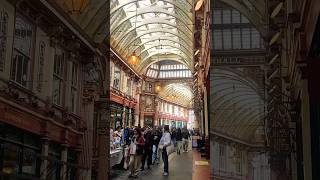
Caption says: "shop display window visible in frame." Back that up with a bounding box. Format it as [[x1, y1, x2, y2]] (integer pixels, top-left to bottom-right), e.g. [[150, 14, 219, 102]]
[[1, 143, 20, 174], [0, 124, 41, 177]]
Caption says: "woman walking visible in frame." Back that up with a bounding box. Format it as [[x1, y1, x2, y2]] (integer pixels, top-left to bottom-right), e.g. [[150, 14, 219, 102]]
[[159, 125, 171, 176], [176, 128, 183, 155], [128, 128, 145, 178]]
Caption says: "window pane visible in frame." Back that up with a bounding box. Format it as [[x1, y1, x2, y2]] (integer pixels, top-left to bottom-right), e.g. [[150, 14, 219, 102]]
[[251, 28, 260, 48], [241, 14, 249, 23], [213, 30, 222, 49], [2, 143, 20, 174], [22, 149, 38, 175], [14, 16, 33, 57], [223, 29, 232, 49], [242, 28, 251, 49], [213, 10, 221, 24], [232, 10, 240, 23], [232, 29, 241, 49], [222, 10, 231, 24]]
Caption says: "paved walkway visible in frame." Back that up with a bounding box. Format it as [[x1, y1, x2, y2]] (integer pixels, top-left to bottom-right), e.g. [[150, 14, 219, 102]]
[[192, 150, 210, 180], [111, 150, 193, 180]]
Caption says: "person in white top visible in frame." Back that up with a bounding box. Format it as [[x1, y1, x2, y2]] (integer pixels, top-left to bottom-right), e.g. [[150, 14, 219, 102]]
[[159, 125, 171, 176]]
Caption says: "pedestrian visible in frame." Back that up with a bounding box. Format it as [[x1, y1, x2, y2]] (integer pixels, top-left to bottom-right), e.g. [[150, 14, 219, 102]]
[[159, 125, 171, 176], [141, 127, 153, 170], [128, 128, 145, 178], [182, 127, 190, 152], [171, 128, 177, 147], [176, 128, 183, 155], [152, 127, 161, 164]]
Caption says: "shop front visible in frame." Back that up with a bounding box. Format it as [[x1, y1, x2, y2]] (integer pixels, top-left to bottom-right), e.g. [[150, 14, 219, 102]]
[[110, 103, 124, 130], [144, 116, 153, 127]]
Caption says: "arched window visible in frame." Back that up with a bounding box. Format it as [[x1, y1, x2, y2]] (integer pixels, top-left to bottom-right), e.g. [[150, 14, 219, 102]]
[[37, 42, 45, 92], [0, 11, 8, 72]]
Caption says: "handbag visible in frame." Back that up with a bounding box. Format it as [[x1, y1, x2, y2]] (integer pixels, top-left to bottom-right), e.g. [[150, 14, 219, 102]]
[[129, 142, 136, 155], [166, 143, 175, 155]]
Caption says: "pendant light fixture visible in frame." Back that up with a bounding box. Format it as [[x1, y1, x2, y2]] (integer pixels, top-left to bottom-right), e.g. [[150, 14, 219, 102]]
[[128, 1, 140, 66]]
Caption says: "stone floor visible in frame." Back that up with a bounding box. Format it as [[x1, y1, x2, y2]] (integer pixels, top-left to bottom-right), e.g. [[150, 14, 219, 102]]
[[110, 150, 193, 180]]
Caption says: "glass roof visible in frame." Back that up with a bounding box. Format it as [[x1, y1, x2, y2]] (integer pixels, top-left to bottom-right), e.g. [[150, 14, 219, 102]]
[[159, 83, 193, 107], [145, 61, 192, 78], [110, 0, 194, 73], [210, 67, 265, 142]]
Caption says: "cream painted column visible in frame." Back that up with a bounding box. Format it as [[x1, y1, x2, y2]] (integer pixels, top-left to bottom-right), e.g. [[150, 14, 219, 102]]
[[40, 138, 49, 179], [301, 79, 312, 180], [60, 145, 68, 180]]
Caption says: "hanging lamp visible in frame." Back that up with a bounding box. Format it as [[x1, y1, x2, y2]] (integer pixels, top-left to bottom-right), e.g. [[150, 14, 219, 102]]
[[128, 1, 140, 66], [128, 52, 140, 66]]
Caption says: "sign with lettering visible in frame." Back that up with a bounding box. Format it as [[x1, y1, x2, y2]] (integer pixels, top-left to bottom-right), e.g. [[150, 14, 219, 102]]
[[212, 57, 265, 66]]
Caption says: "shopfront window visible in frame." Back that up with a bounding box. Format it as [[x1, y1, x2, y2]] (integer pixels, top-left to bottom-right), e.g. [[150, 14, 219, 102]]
[[0, 124, 41, 177], [47, 143, 61, 180], [11, 15, 33, 87], [22, 148, 38, 175], [67, 149, 77, 180], [2, 143, 19, 174]]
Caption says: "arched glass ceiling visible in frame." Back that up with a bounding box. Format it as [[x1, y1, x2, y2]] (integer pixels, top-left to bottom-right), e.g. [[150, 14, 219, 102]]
[[159, 83, 193, 107], [216, 0, 267, 36], [145, 61, 192, 79], [110, 0, 194, 72], [210, 67, 265, 142]]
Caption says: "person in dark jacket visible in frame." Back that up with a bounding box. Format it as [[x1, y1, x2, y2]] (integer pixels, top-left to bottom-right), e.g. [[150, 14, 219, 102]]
[[152, 127, 162, 164], [182, 127, 190, 152], [176, 128, 183, 154], [141, 127, 153, 170], [171, 128, 177, 147]]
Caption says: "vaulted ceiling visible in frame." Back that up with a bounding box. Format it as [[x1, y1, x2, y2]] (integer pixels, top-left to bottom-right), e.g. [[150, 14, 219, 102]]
[[109, 0, 194, 73]]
